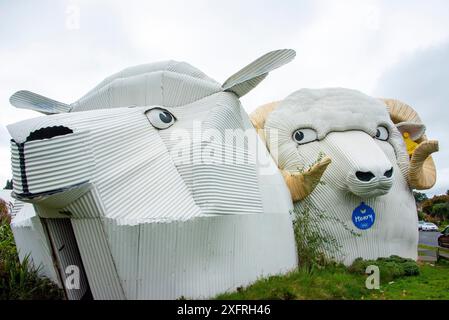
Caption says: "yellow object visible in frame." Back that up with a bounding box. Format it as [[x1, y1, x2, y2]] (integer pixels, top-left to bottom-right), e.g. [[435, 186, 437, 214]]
[[403, 132, 419, 156], [382, 98, 438, 189]]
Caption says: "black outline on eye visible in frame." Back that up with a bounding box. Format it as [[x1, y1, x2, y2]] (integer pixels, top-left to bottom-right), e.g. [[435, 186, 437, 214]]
[[146, 108, 176, 130], [374, 126, 389, 141], [292, 128, 318, 145]]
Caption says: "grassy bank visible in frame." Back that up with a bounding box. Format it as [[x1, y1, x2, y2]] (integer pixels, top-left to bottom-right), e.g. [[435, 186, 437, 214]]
[[216, 260, 449, 300]]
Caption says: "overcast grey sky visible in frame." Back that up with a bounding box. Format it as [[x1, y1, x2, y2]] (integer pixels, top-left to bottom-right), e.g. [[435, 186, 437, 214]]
[[1, 0, 448, 196]]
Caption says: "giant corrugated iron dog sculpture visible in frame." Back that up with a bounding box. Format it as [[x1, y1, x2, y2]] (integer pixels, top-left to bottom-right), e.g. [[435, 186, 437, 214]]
[[7, 50, 298, 299]]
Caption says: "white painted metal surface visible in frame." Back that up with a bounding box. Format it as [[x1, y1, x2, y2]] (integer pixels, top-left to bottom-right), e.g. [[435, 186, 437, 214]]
[[7, 50, 298, 299], [262, 88, 426, 264]]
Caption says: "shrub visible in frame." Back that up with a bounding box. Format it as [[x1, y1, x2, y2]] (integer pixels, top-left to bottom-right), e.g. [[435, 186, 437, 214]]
[[265, 287, 295, 300], [292, 203, 335, 269], [424, 214, 442, 225], [291, 153, 360, 269], [348, 256, 419, 283], [413, 191, 428, 203], [417, 211, 425, 221], [292, 200, 360, 269], [422, 195, 449, 215], [0, 214, 63, 300], [0, 200, 10, 225], [431, 203, 449, 220], [402, 261, 420, 276]]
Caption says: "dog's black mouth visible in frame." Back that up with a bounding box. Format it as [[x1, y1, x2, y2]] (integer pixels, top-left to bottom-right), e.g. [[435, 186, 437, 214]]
[[11, 126, 74, 195], [12, 181, 90, 201]]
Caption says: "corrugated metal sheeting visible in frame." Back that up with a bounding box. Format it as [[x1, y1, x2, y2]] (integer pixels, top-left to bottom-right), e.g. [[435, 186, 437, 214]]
[[263, 88, 419, 265], [45, 219, 90, 300], [104, 214, 296, 299], [7, 50, 298, 299], [9, 199, 60, 285]]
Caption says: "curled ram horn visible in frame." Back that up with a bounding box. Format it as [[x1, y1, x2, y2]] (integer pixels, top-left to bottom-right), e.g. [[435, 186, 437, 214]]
[[409, 140, 439, 190], [281, 157, 332, 202], [382, 98, 439, 190], [250, 101, 280, 143], [250, 102, 331, 201]]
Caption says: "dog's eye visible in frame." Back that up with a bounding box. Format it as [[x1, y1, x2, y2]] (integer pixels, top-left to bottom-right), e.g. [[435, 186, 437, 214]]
[[293, 129, 318, 145], [146, 108, 176, 129]]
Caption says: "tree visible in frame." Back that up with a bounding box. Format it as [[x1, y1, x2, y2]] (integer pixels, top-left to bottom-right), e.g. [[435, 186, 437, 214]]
[[4, 179, 13, 190], [431, 203, 449, 220], [413, 191, 428, 203], [0, 199, 10, 223]]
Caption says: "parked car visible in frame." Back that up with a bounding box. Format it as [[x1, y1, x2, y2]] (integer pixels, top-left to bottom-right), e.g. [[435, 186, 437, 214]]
[[422, 222, 439, 232], [438, 227, 449, 248], [418, 220, 425, 231], [437, 227, 449, 261]]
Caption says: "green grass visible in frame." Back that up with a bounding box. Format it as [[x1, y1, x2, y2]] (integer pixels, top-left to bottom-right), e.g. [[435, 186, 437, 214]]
[[419, 244, 438, 251], [369, 261, 449, 300], [419, 244, 449, 253], [216, 260, 449, 300], [0, 213, 63, 300], [216, 264, 369, 300]]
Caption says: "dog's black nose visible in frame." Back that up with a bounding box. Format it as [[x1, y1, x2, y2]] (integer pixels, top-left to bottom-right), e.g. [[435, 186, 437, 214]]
[[26, 126, 73, 142]]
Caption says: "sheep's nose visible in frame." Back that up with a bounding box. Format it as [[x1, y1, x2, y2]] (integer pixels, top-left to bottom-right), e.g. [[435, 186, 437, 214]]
[[355, 168, 393, 182], [355, 171, 375, 182], [384, 168, 394, 178]]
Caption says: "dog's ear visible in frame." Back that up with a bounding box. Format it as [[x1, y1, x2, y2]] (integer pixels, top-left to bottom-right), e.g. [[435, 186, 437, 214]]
[[10, 90, 71, 114], [222, 49, 296, 98]]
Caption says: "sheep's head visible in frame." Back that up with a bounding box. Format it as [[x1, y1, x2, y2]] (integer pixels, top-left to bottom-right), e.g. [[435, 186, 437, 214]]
[[251, 88, 438, 202]]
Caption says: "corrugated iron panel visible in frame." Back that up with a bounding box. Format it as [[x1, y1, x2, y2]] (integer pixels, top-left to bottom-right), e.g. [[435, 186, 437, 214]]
[[103, 220, 139, 299], [10, 143, 23, 194], [10, 207, 60, 285], [222, 49, 296, 97], [66, 187, 104, 219], [10, 90, 71, 114], [11, 131, 94, 195], [72, 62, 221, 112], [71, 218, 125, 300], [45, 219, 89, 300], [129, 214, 297, 299]]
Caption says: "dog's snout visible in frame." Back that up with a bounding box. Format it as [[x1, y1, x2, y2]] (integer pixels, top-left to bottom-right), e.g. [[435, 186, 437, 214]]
[[26, 126, 73, 142], [355, 171, 375, 182]]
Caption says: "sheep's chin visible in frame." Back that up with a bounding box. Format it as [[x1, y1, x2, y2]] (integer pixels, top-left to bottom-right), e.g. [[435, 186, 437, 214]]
[[346, 180, 393, 199], [345, 173, 394, 199], [348, 188, 390, 199]]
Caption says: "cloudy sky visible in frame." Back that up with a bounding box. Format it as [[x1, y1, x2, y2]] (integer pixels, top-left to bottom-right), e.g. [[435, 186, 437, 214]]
[[1, 0, 448, 196]]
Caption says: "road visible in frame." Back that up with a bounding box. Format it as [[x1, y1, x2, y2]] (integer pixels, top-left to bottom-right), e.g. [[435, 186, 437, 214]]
[[419, 230, 441, 247]]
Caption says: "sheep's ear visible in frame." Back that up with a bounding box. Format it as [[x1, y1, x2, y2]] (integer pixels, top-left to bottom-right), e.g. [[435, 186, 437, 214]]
[[222, 49, 296, 98], [10, 90, 71, 114], [396, 121, 426, 140]]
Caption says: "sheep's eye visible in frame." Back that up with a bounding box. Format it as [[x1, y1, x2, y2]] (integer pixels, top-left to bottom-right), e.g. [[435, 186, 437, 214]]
[[293, 129, 318, 145], [375, 126, 389, 141], [146, 108, 176, 129]]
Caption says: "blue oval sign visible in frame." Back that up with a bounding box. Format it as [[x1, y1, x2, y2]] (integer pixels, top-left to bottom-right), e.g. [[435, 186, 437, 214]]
[[352, 202, 376, 230]]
